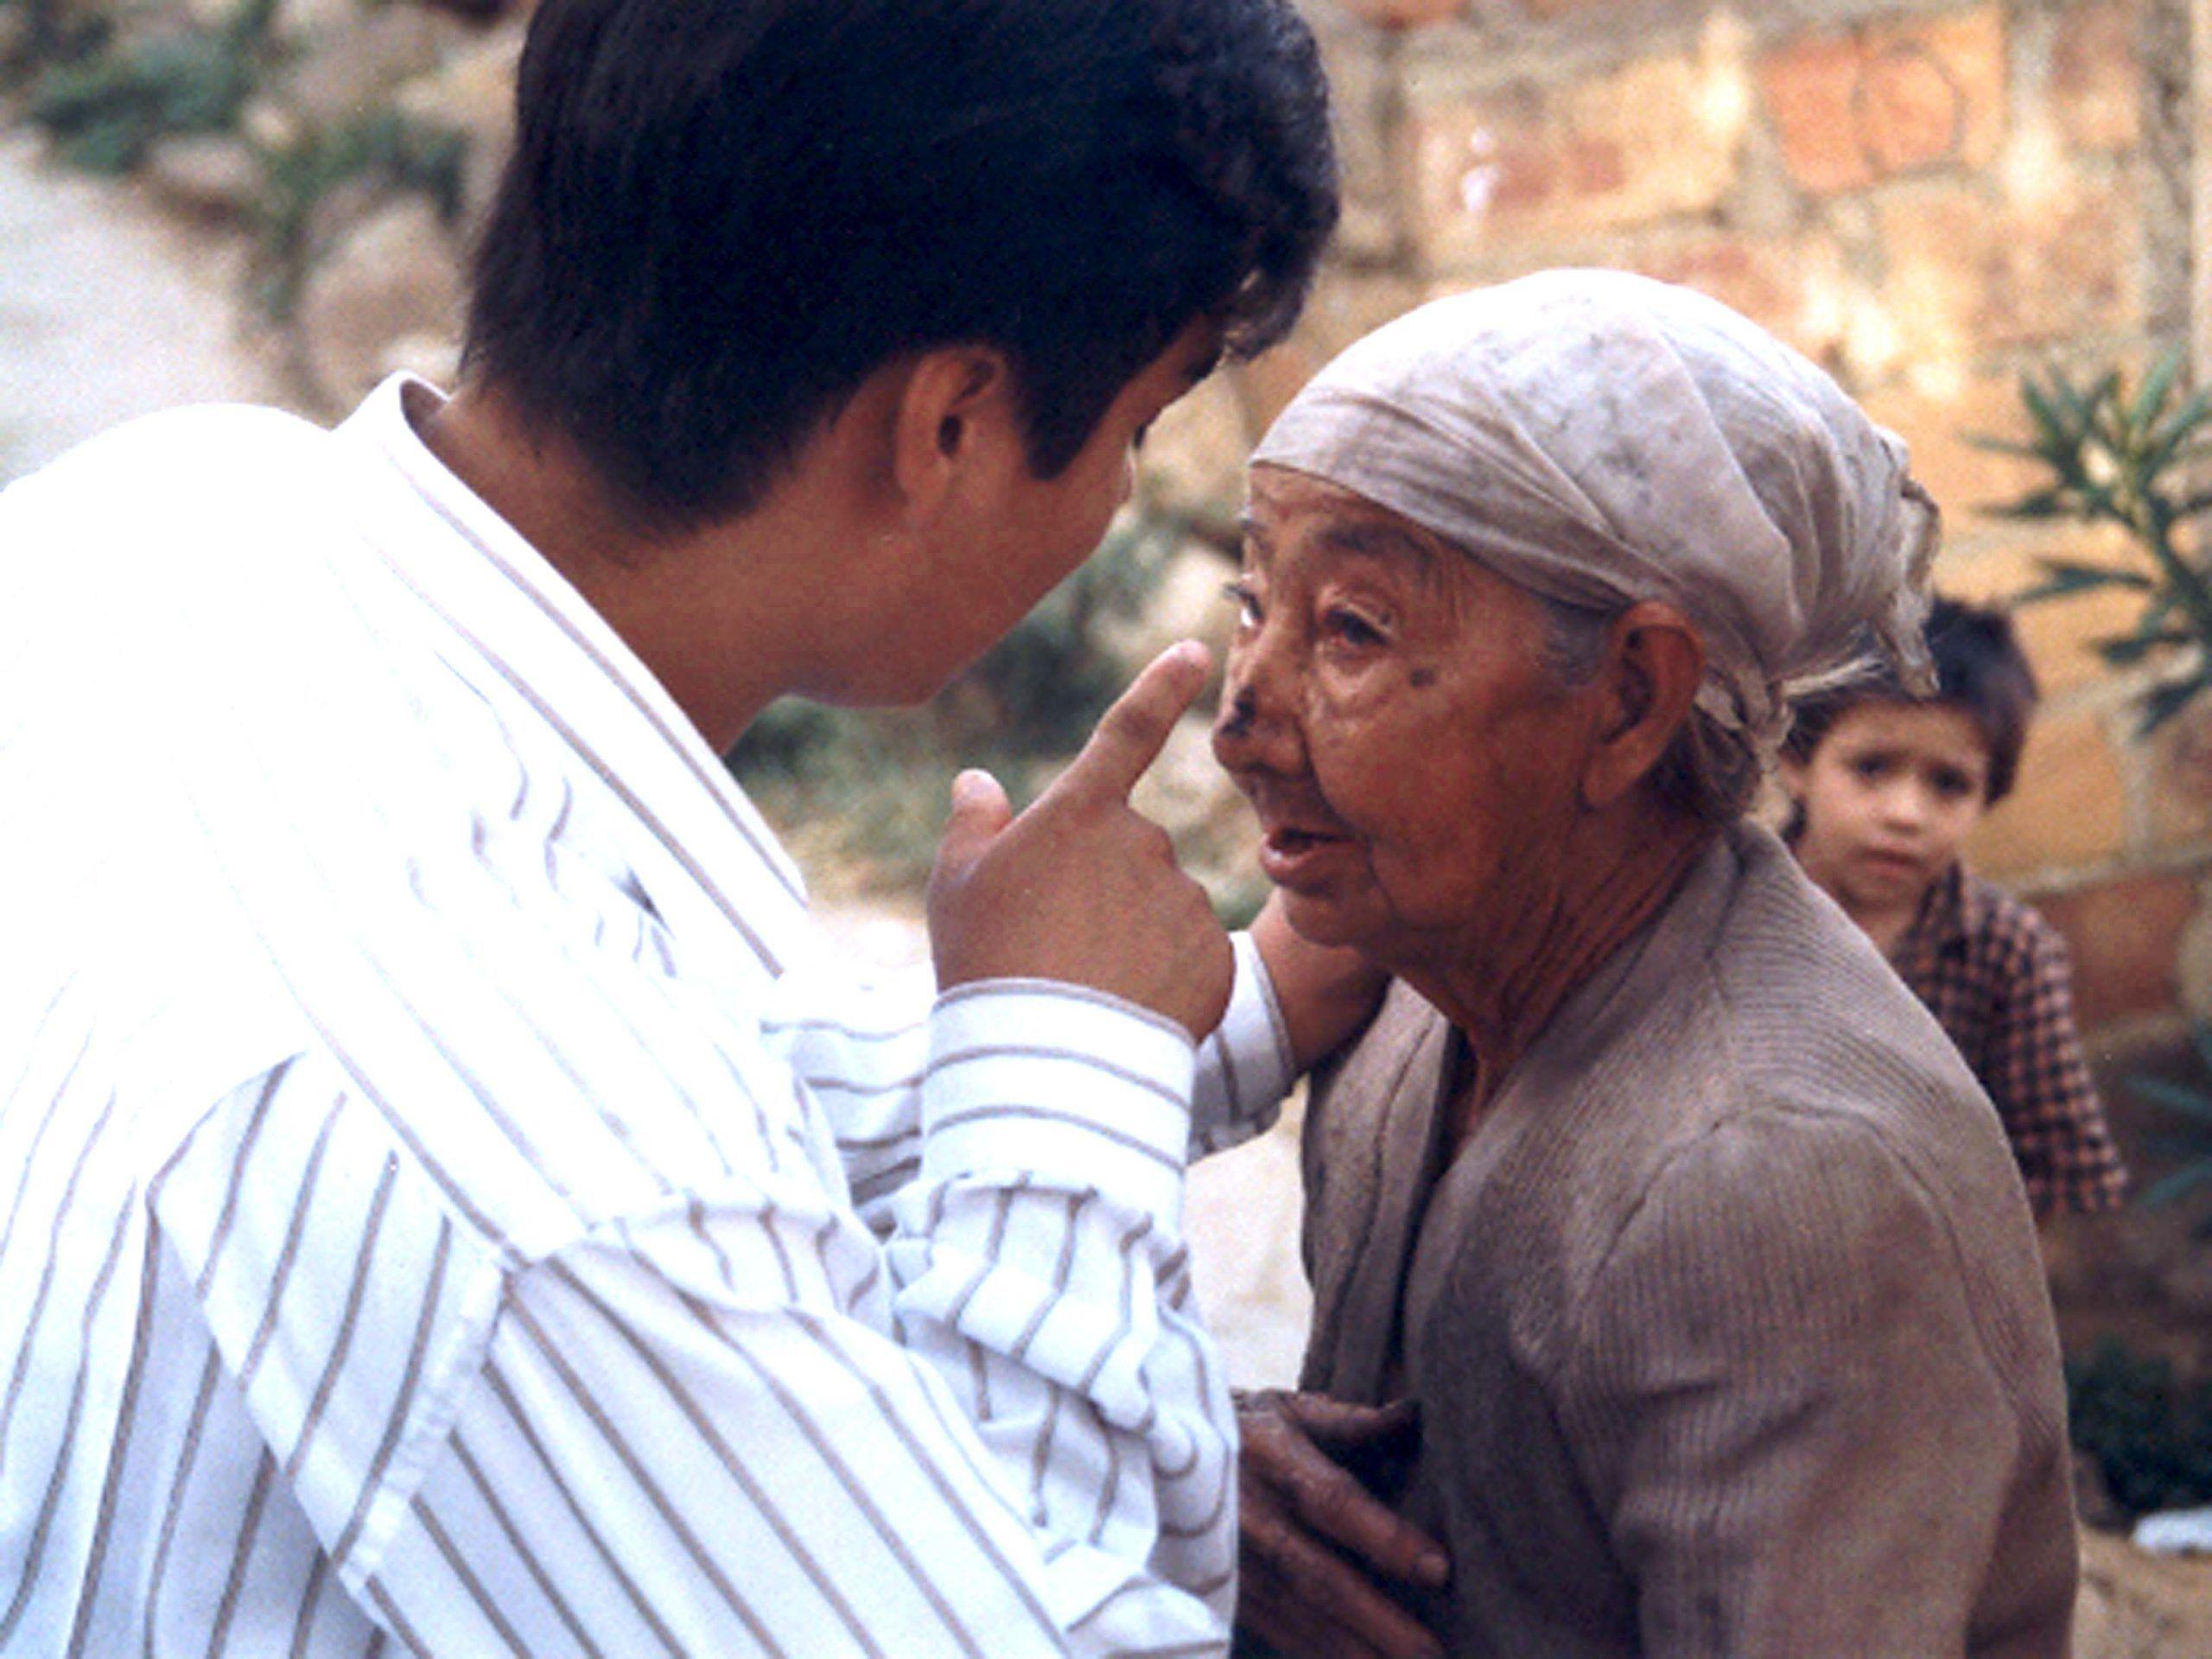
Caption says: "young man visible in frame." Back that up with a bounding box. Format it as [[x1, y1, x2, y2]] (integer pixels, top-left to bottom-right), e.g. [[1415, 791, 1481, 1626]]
[[0, 2, 1340, 1651], [1782, 596, 2128, 1217]]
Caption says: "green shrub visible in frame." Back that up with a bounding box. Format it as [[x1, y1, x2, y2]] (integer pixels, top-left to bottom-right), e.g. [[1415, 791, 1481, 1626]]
[[25, 0, 274, 171], [2068, 1338, 2212, 1516], [1984, 350, 2212, 735]]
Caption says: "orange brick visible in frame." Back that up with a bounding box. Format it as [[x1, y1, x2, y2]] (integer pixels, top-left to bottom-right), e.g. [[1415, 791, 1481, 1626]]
[[1879, 180, 2139, 350], [1336, 0, 1463, 27], [1859, 373, 2082, 536], [1759, 7, 2007, 195], [1630, 232, 1852, 365], [1409, 51, 1746, 264], [2052, 0, 2141, 154], [2033, 869, 2198, 1028], [1229, 270, 1424, 433], [1967, 705, 2129, 876], [2145, 696, 2212, 851]]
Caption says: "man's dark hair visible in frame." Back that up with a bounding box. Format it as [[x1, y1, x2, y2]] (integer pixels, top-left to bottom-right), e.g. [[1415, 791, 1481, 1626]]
[[463, 0, 1338, 529], [1785, 595, 2040, 804]]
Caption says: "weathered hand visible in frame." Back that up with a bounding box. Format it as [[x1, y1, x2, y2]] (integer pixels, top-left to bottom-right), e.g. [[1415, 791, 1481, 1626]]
[[929, 641, 1234, 1040], [1236, 1390, 1448, 1659], [1252, 894, 1389, 1073]]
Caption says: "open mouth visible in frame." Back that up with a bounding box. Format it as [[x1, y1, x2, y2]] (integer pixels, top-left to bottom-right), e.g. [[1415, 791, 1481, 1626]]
[[1267, 827, 1344, 855], [1259, 823, 1356, 887]]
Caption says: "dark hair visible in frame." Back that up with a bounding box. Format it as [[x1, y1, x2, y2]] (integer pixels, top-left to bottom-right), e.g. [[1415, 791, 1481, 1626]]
[[1784, 595, 2039, 804], [462, 0, 1338, 530]]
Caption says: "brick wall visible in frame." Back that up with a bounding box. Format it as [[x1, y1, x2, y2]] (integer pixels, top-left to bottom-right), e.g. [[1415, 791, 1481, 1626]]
[[1188, 0, 2212, 1033]]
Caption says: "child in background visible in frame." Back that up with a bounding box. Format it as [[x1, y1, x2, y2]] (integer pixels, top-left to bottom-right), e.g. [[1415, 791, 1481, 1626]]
[[1782, 595, 2128, 1217]]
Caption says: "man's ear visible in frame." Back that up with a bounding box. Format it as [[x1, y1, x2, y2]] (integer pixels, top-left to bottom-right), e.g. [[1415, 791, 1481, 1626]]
[[1581, 602, 1706, 810], [887, 346, 1015, 527]]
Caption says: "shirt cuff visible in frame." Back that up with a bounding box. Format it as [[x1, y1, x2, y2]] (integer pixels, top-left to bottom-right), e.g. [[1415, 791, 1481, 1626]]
[[921, 979, 1198, 1223], [1191, 931, 1297, 1154]]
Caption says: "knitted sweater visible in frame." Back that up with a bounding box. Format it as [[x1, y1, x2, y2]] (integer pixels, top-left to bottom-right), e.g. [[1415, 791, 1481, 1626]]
[[1299, 823, 2076, 1657]]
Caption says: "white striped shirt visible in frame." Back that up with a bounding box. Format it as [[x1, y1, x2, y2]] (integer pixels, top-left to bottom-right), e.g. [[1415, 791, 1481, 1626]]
[[0, 377, 1293, 1656]]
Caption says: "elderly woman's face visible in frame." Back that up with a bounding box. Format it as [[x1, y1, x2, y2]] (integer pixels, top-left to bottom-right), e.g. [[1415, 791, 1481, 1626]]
[[1213, 466, 1600, 969]]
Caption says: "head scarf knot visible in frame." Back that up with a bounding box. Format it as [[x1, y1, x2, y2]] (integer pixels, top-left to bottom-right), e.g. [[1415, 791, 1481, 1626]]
[[1250, 270, 1937, 752]]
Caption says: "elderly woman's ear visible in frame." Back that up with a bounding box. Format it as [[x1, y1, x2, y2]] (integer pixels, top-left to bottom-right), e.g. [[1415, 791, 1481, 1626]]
[[1580, 601, 1706, 810]]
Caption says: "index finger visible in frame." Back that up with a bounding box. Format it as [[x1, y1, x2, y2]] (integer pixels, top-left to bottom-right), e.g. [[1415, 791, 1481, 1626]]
[[1051, 640, 1211, 806]]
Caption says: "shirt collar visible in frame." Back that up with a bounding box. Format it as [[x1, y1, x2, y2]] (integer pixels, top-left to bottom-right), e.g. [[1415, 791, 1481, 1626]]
[[1897, 859, 1970, 967], [332, 374, 816, 975]]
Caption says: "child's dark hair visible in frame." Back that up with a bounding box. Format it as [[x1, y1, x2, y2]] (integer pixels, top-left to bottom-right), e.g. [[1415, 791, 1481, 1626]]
[[463, 0, 1338, 533], [1784, 596, 2039, 804]]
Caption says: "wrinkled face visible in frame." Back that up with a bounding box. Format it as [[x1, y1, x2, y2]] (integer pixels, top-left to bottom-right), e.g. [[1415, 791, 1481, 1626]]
[[1211, 465, 1600, 974], [1783, 699, 1992, 918]]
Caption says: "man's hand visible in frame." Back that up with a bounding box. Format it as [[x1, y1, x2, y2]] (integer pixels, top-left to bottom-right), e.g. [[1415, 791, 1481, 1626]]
[[929, 641, 1234, 1040], [1237, 1390, 1449, 1659]]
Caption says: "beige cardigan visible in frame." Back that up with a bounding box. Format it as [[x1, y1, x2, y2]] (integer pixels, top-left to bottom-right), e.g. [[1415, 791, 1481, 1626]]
[[1298, 824, 2077, 1657]]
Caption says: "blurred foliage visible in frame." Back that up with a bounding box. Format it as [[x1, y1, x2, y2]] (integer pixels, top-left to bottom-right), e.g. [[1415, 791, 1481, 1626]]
[[22, 0, 276, 172], [1980, 350, 2212, 736], [10, 0, 468, 319], [2069, 1338, 2212, 1517], [2125, 1022, 2212, 1240], [731, 506, 1205, 887], [250, 108, 467, 317]]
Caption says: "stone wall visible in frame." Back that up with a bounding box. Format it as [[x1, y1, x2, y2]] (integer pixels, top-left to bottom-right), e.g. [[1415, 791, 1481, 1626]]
[[1185, 0, 2211, 1037]]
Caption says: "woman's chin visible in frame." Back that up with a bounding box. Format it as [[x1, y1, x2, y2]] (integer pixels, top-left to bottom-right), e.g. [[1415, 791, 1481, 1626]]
[[1276, 889, 1384, 955]]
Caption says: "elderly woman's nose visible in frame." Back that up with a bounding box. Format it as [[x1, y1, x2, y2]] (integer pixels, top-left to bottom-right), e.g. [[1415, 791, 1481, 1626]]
[[1212, 652, 1298, 770]]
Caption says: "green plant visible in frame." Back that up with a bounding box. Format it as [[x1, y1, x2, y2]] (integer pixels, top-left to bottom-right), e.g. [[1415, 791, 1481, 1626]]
[[249, 108, 467, 317], [2068, 1338, 2212, 1517], [25, 0, 276, 172], [1982, 349, 2212, 734], [2124, 1023, 2212, 1239]]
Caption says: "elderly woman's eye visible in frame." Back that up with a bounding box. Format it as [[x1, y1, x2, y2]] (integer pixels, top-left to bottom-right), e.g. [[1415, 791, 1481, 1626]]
[[1324, 608, 1387, 647], [1223, 580, 1262, 627]]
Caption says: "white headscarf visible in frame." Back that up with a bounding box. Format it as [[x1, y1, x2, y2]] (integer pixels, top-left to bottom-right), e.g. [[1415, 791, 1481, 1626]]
[[1249, 270, 1937, 751]]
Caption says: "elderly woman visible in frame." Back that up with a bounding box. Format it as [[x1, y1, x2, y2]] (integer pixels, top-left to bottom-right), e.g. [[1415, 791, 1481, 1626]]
[[1215, 272, 2076, 1658]]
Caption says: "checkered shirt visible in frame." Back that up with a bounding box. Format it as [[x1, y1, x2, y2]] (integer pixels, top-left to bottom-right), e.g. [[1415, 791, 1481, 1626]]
[[1892, 862, 2129, 1215]]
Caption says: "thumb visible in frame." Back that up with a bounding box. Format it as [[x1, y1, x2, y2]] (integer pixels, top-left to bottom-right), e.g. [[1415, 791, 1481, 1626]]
[[935, 767, 1014, 874]]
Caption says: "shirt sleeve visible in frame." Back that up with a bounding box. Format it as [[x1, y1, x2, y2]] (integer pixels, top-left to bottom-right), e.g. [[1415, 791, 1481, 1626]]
[[1555, 1111, 2075, 1657], [358, 976, 1237, 1658], [1980, 912, 2129, 1214], [769, 931, 1298, 1243], [1192, 931, 1296, 1157]]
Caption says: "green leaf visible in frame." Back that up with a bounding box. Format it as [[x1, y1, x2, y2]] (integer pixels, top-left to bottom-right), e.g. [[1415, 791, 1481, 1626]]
[[2019, 375, 2075, 452], [1989, 490, 2077, 523], [2151, 383, 2212, 454], [2139, 1162, 2212, 1210], [2096, 628, 2195, 664], [2143, 390, 2212, 488], [2130, 348, 2187, 432], [2127, 1074, 2212, 1123], [1961, 433, 2050, 460], [2019, 558, 2154, 600], [2136, 672, 2212, 736]]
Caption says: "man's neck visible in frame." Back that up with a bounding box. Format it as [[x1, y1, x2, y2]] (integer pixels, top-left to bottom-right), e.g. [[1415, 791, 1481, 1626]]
[[413, 380, 836, 754]]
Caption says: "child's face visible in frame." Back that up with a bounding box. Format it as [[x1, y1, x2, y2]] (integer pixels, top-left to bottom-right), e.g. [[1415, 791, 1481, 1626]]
[[1783, 699, 1993, 919]]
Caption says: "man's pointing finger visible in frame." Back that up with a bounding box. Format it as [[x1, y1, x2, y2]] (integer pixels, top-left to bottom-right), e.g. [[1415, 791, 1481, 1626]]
[[1054, 640, 1211, 807]]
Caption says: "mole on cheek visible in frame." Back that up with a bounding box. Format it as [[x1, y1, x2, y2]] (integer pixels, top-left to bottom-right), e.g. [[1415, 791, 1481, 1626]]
[[1408, 666, 1439, 690]]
